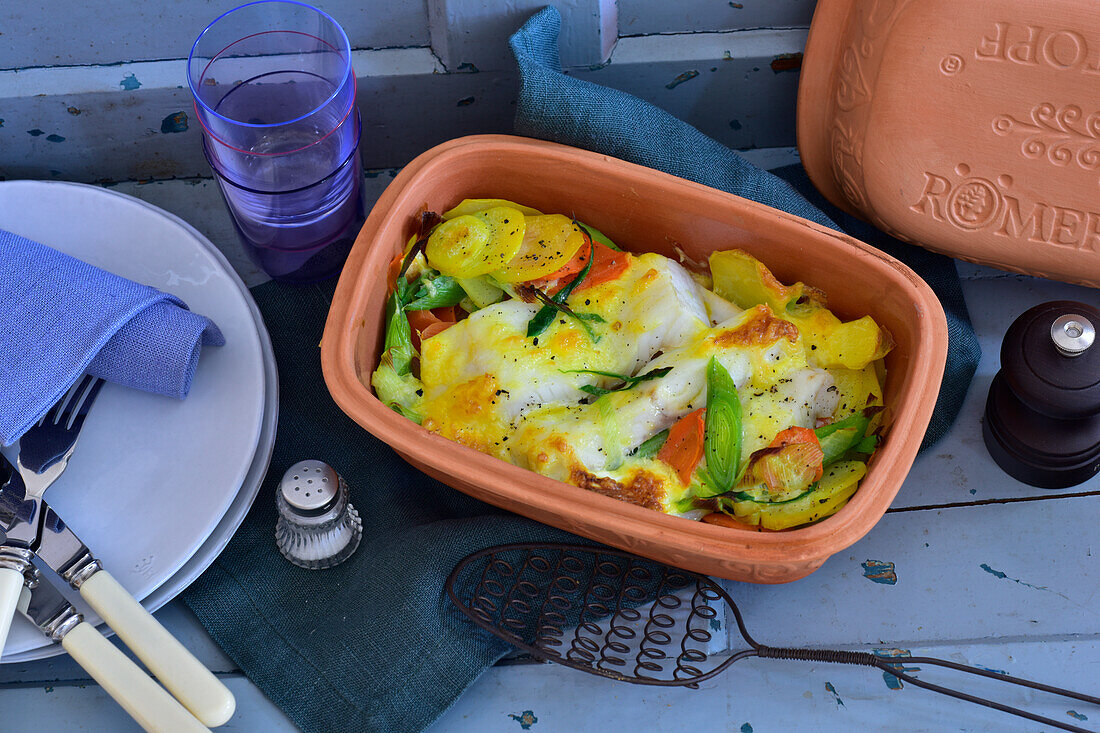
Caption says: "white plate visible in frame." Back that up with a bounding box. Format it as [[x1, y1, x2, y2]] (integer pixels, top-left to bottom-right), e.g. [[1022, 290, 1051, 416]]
[[0, 181, 272, 660]]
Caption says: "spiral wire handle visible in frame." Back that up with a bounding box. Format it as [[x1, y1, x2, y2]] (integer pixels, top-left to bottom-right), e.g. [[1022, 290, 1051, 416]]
[[446, 543, 1100, 733]]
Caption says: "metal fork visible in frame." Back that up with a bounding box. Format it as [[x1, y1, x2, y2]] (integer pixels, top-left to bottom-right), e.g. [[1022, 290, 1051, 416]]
[[16, 374, 104, 490], [1, 375, 236, 726], [0, 375, 103, 650]]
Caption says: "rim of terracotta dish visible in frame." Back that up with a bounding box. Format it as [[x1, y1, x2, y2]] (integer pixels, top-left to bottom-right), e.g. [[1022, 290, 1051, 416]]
[[796, 0, 863, 219], [322, 134, 948, 565]]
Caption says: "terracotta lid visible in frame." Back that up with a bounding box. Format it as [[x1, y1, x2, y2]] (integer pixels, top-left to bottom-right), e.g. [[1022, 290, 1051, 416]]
[[798, 0, 1100, 287]]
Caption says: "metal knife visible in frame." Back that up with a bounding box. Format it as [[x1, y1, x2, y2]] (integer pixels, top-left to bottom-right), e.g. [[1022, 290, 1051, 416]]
[[34, 501, 235, 728], [16, 572, 208, 733], [0, 454, 39, 651]]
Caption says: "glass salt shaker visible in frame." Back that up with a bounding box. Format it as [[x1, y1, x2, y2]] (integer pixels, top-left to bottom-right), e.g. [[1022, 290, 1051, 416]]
[[275, 460, 362, 569]]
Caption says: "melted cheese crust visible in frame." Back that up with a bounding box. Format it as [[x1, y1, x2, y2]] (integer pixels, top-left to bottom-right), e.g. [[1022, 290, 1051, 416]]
[[415, 252, 840, 515]]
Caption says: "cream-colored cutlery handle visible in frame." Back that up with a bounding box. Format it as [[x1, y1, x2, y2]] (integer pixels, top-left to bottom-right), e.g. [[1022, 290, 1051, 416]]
[[61, 621, 209, 733], [79, 569, 235, 727], [0, 567, 25, 654]]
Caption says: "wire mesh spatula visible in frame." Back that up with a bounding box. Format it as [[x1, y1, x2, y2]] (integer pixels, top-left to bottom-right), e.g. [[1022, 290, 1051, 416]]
[[446, 543, 1099, 733]]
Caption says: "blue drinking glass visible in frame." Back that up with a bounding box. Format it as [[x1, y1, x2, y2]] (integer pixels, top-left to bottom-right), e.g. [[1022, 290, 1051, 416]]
[[188, 0, 363, 283]]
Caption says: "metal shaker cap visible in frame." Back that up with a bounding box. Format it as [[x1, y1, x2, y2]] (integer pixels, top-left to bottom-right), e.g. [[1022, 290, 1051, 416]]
[[279, 460, 339, 513], [275, 460, 362, 570]]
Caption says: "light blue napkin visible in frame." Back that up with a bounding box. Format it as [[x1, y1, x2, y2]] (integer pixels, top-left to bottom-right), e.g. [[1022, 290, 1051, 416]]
[[0, 229, 225, 445]]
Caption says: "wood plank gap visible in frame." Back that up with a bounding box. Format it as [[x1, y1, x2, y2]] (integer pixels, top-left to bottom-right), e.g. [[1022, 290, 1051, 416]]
[[619, 25, 809, 38], [0, 670, 248, 690], [888, 489, 1100, 514]]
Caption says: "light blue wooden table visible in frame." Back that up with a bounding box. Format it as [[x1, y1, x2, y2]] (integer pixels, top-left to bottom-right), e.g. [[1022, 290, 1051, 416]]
[[1, 2, 1098, 728], [1, 161, 1097, 732]]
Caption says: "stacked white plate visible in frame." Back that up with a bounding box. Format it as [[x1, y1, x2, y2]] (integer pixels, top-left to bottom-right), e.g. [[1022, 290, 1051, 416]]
[[0, 181, 277, 661]]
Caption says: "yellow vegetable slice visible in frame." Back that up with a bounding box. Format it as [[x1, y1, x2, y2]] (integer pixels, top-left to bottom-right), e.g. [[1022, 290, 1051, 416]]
[[442, 198, 542, 220], [709, 248, 894, 370], [729, 460, 866, 530], [495, 214, 587, 283], [425, 206, 526, 278], [710, 249, 804, 311], [828, 363, 884, 420], [456, 275, 504, 309]]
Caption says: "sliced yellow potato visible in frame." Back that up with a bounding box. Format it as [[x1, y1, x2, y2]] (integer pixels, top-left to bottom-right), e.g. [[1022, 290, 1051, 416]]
[[828, 363, 884, 420], [425, 206, 526, 278], [794, 310, 894, 370], [729, 460, 866, 530], [443, 198, 542, 220], [709, 248, 894, 370], [710, 249, 803, 311], [495, 214, 587, 283]]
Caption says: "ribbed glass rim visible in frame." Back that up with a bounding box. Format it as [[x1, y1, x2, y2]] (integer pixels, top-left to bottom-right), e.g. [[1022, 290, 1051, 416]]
[[202, 109, 362, 195], [186, 0, 353, 130]]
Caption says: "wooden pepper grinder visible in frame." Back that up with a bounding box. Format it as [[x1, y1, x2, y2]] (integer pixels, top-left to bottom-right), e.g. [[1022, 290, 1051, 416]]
[[983, 300, 1100, 488]]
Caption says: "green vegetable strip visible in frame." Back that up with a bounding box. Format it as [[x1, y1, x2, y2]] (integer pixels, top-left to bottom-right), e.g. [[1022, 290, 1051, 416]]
[[597, 397, 625, 470], [814, 412, 877, 465], [631, 429, 669, 459], [565, 366, 673, 397], [855, 435, 879, 454], [392, 403, 424, 424], [732, 488, 814, 505], [530, 289, 603, 343], [814, 412, 870, 440], [405, 274, 466, 310], [382, 290, 415, 376], [576, 222, 621, 251], [527, 225, 597, 338], [817, 427, 859, 466], [704, 357, 743, 493]]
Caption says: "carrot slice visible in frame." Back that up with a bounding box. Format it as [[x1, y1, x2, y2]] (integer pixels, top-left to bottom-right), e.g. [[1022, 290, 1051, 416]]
[[420, 321, 455, 341], [702, 513, 762, 531], [657, 408, 706, 486], [407, 307, 458, 350], [387, 252, 405, 289], [574, 242, 629, 292], [523, 239, 627, 295], [769, 426, 819, 450], [526, 239, 593, 294], [761, 426, 824, 483]]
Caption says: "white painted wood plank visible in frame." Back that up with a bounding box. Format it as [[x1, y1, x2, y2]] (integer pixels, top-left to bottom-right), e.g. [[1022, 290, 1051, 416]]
[[0, 0, 430, 70], [893, 275, 1100, 508], [5, 638, 1097, 733], [428, 0, 617, 71], [571, 28, 807, 150], [0, 603, 237, 685], [0, 674, 299, 732], [430, 638, 1099, 733], [720, 494, 1100, 649], [619, 0, 815, 36], [0, 29, 808, 182]]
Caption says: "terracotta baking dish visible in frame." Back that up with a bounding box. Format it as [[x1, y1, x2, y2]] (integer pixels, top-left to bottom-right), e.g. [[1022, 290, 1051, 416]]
[[321, 135, 948, 583], [798, 0, 1100, 288]]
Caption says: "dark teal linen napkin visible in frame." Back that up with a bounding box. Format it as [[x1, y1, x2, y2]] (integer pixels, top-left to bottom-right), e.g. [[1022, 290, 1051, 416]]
[[183, 281, 575, 733], [182, 8, 981, 733]]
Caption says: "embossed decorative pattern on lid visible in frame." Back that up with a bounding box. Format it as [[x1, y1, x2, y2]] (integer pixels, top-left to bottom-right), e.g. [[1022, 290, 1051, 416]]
[[797, 0, 1100, 287]]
